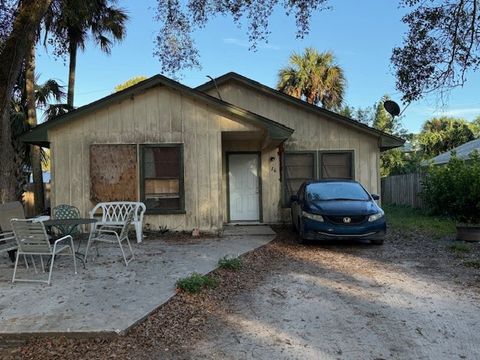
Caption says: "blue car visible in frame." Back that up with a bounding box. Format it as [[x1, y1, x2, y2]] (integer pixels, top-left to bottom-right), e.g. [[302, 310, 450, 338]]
[[290, 180, 386, 244]]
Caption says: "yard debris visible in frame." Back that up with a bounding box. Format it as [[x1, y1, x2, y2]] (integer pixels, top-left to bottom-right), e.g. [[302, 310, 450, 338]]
[[2, 223, 480, 359]]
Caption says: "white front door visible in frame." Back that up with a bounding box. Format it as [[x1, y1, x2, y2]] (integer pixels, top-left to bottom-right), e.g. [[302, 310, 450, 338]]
[[228, 153, 260, 222]]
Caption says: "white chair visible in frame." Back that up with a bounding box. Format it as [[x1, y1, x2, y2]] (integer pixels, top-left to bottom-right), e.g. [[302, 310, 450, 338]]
[[10, 219, 77, 285], [89, 202, 146, 243], [85, 209, 135, 266]]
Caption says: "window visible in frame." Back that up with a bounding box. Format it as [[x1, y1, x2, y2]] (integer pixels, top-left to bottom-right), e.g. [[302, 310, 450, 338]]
[[320, 152, 353, 179], [282, 150, 355, 206], [283, 152, 316, 205], [140, 144, 184, 213]]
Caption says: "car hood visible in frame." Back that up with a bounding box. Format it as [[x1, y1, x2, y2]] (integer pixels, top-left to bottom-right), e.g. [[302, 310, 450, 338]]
[[306, 200, 379, 216]]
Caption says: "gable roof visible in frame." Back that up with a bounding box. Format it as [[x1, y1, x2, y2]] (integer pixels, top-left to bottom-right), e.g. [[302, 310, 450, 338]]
[[21, 74, 294, 147], [196, 72, 405, 150], [424, 138, 480, 165]]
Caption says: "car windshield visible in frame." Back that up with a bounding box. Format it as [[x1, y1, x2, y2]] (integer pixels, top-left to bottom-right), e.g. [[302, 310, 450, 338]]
[[306, 182, 370, 201]]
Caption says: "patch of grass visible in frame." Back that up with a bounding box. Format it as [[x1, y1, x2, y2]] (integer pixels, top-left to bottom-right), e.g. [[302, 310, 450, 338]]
[[176, 273, 219, 293], [383, 204, 456, 238], [450, 242, 472, 253], [463, 260, 480, 269], [218, 255, 243, 270]]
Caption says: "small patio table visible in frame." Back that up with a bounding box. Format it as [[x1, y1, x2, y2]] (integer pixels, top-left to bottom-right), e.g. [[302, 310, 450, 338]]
[[41, 218, 97, 268]]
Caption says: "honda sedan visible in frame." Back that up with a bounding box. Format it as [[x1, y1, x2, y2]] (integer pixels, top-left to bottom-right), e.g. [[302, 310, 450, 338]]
[[291, 180, 386, 244]]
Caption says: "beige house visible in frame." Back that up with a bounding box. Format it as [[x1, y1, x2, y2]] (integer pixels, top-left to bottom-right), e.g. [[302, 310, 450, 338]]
[[23, 73, 403, 232]]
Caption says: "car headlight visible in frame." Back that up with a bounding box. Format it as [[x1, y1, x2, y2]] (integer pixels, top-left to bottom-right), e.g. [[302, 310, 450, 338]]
[[302, 211, 324, 222], [368, 210, 384, 222]]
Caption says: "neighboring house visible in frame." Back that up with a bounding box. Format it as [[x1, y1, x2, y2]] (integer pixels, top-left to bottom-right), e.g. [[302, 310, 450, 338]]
[[424, 138, 480, 166], [22, 72, 404, 232]]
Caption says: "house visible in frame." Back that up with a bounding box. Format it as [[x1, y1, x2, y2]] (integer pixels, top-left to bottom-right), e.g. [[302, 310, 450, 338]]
[[424, 138, 480, 166], [22, 72, 404, 232]]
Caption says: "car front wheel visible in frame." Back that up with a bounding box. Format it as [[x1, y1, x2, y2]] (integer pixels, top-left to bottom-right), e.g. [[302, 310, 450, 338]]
[[296, 217, 306, 244]]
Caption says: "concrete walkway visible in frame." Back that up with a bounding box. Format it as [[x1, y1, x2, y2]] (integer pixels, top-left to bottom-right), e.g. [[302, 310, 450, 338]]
[[0, 226, 275, 337]]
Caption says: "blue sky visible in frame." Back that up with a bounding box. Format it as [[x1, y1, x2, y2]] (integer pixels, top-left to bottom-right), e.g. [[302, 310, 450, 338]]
[[35, 0, 480, 133]]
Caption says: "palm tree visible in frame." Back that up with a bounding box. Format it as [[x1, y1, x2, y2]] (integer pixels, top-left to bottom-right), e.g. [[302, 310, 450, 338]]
[[44, 0, 128, 107], [277, 48, 346, 110], [10, 71, 66, 201]]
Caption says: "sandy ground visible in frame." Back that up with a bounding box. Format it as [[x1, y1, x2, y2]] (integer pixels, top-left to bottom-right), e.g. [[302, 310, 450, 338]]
[[188, 229, 480, 360], [3, 227, 480, 360]]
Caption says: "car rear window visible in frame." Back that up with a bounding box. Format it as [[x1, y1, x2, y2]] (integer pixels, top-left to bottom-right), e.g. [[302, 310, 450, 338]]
[[306, 182, 370, 201]]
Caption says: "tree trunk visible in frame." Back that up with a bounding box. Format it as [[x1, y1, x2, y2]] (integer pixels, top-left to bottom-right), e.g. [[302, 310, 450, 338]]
[[67, 39, 77, 108], [0, 0, 52, 203], [25, 45, 45, 215]]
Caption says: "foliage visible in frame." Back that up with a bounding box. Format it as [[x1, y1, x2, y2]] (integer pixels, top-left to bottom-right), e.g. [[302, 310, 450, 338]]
[[383, 204, 456, 238], [44, 0, 128, 59], [418, 117, 475, 157], [218, 255, 243, 270], [176, 272, 218, 293], [450, 242, 472, 253], [337, 104, 374, 125], [114, 76, 148, 92], [463, 260, 480, 269], [154, 1, 329, 75], [392, 0, 480, 102], [277, 48, 346, 110], [10, 71, 65, 195], [422, 152, 480, 224]]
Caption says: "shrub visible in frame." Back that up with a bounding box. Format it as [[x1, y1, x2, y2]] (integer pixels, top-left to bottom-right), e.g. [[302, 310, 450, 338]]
[[422, 151, 480, 224], [463, 260, 480, 269], [176, 273, 218, 293], [218, 255, 243, 270], [450, 242, 471, 253]]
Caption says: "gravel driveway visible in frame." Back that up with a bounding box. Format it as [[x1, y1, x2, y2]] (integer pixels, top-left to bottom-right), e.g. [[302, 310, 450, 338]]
[[3, 227, 480, 360], [188, 229, 480, 360]]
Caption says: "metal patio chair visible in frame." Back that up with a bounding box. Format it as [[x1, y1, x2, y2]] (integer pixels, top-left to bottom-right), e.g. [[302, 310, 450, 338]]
[[52, 204, 81, 237], [10, 219, 77, 285], [0, 201, 49, 264], [84, 209, 135, 266]]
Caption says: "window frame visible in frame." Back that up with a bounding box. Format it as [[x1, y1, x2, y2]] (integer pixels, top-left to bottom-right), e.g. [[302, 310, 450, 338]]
[[318, 150, 355, 180], [282, 150, 317, 206], [139, 143, 186, 214]]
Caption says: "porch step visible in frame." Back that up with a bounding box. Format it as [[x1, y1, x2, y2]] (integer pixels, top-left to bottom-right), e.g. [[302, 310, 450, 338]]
[[223, 225, 276, 237]]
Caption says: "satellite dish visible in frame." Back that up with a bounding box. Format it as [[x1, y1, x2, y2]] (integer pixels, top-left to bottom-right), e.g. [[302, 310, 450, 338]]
[[384, 100, 401, 118]]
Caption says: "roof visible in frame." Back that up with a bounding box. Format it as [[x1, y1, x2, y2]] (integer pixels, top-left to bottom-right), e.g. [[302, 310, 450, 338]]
[[196, 72, 405, 151], [425, 138, 480, 165], [21, 74, 294, 147]]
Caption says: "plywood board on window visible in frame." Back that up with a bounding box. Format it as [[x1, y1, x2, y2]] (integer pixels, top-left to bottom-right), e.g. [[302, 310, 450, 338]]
[[90, 144, 137, 202], [145, 179, 179, 195]]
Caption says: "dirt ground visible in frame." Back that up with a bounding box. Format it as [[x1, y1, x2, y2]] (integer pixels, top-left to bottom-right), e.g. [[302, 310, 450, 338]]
[[2, 226, 480, 360]]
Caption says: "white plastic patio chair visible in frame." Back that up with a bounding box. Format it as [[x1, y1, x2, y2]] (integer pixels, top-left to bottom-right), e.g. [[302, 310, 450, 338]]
[[10, 219, 77, 285], [84, 209, 135, 266]]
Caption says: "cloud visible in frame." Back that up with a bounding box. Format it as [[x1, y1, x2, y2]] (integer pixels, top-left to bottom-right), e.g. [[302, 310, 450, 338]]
[[410, 105, 480, 119], [222, 38, 281, 51], [437, 107, 480, 117]]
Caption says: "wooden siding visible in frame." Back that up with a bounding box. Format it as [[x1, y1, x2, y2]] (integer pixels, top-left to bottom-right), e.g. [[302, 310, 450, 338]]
[[205, 81, 381, 221], [48, 79, 383, 231], [49, 86, 261, 232]]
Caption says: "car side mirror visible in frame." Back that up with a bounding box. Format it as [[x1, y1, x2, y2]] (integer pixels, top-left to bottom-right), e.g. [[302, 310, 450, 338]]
[[371, 194, 380, 200], [290, 194, 299, 203]]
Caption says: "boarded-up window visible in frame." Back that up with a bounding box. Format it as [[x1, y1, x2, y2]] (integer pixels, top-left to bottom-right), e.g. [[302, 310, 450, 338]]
[[90, 144, 138, 202], [320, 152, 353, 179], [283, 152, 315, 205], [141, 145, 184, 212]]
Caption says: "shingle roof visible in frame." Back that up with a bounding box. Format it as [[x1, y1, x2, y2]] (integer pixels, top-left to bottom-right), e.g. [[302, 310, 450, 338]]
[[427, 139, 480, 165]]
